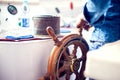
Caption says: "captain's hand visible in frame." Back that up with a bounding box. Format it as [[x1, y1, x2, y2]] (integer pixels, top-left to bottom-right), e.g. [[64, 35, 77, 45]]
[[76, 19, 92, 31]]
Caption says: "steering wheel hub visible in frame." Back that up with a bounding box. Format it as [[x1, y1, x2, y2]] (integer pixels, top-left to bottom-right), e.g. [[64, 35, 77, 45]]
[[71, 59, 80, 72]]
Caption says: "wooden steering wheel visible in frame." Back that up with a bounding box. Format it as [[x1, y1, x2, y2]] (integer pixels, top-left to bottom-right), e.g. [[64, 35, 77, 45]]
[[40, 19, 89, 80]]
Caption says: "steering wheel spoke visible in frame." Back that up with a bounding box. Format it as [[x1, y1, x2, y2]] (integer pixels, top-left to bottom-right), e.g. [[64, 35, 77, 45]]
[[62, 47, 71, 61], [65, 71, 72, 80], [58, 60, 70, 75], [71, 43, 79, 58]]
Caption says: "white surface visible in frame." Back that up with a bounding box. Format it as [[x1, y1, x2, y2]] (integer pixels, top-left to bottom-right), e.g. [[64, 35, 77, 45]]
[[84, 40, 120, 80], [0, 39, 54, 80]]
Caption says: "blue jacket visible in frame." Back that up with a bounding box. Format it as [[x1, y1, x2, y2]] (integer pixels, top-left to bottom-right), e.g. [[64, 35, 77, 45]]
[[84, 0, 120, 43]]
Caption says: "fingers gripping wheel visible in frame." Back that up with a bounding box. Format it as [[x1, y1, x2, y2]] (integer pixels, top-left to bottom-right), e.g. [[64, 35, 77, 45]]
[[42, 26, 89, 80]]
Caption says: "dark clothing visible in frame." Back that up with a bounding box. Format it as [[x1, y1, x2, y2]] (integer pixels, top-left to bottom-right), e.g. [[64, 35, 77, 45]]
[[83, 0, 120, 50]]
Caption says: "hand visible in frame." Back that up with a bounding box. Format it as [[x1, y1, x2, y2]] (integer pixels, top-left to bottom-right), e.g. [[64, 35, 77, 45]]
[[76, 19, 92, 31]]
